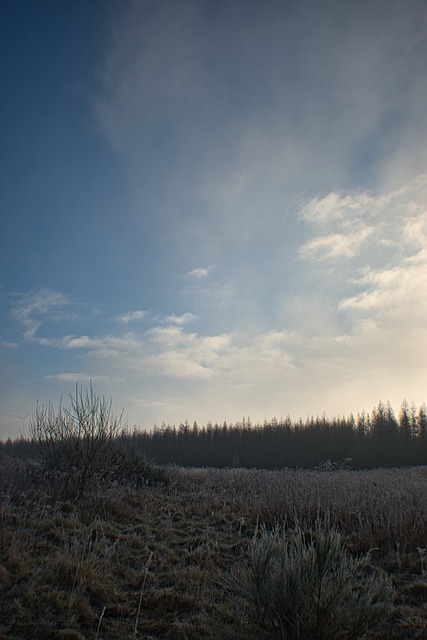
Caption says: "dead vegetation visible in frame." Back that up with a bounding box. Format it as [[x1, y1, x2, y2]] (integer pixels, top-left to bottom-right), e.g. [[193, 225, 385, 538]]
[[1, 461, 426, 639]]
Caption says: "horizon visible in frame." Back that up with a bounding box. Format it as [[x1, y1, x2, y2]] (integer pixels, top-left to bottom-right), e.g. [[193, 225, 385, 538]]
[[1, 385, 424, 442], [1, 0, 427, 439]]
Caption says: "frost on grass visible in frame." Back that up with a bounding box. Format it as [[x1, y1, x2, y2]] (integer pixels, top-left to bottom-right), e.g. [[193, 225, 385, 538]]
[[229, 516, 392, 640]]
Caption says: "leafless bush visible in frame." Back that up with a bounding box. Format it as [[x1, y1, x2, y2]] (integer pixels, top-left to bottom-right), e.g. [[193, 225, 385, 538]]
[[26, 384, 172, 499], [28, 383, 125, 499]]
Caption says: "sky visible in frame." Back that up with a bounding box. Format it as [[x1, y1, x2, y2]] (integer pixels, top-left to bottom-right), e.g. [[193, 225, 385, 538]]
[[1, 0, 427, 439]]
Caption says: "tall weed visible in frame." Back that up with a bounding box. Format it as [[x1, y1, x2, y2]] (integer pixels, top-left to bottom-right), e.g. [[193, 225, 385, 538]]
[[229, 516, 392, 639]]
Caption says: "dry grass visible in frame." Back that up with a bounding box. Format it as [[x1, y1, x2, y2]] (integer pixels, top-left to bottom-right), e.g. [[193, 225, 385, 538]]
[[1, 462, 426, 639]]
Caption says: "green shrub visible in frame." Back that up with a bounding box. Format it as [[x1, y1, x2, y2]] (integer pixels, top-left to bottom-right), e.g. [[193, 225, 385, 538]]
[[229, 516, 392, 639]]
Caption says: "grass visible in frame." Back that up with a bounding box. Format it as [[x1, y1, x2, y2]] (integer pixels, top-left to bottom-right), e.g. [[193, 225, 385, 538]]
[[227, 517, 392, 639], [1, 460, 426, 639]]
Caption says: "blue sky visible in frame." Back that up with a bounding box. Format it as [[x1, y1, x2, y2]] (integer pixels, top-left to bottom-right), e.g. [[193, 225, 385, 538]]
[[1, 0, 427, 438]]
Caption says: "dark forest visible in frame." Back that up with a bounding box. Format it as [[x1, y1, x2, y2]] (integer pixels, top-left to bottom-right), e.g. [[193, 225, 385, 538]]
[[2, 399, 426, 470], [127, 400, 427, 469]]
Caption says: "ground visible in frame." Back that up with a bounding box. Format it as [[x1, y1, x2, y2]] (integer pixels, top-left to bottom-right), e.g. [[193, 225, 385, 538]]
[[1, 463, 426, 639]]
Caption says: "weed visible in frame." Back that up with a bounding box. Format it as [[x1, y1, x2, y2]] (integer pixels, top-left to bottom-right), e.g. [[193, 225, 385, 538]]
[[1, 464, 426, 638], [228, 516, 392, 639]]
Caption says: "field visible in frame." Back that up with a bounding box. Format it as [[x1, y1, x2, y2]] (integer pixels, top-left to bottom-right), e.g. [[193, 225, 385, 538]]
[[1, 461, 426, 639]]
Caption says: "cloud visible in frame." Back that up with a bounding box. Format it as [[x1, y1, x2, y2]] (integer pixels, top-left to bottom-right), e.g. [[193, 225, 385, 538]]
[[165, 312, 197, 326], [299, 175, 427, 263], [3, 2, 427, 439], [5, 168, 427, 430], [101, 326, 293, 387], [18, 299, 295, 388], [116, 310, 147, 323], [186, 267, 212, 280], [95, 0, 427, 185], [87, 0, 427, 339], [39, 332, 142, 354], [255, 176, 427, 407], [339, 254, 427, 325], [300, 192, 373, 225], [0, 339, 17, 350], [5, 263, 427, 429], [299, 229, 374, 260], [42, 373, 117, 385], [11, 288, 72, 341]]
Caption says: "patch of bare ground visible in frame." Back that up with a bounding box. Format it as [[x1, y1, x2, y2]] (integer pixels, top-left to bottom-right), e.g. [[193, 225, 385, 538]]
[[1, 462, 426, 639]]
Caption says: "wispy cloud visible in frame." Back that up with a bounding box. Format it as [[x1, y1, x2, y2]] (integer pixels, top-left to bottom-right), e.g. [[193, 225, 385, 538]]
[[38, 332, 142, 354], [298, 175, 427, 387], [339, 255, 427, 322], [3, 1, 427, 434], [11, 288, 72, 341], [299, 229, 374, 260], [300, 192, 378, 225], [299, 175, 427, 263], [116, 310, 147, 323], [186, 267, 212, 280], [0, 338, 17, 350], [42, 372, 117, 385], [96, 0, 427, 200], [165, 312, 197, 326]]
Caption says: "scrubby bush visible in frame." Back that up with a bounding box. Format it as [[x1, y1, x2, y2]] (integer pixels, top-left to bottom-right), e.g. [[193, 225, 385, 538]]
[[28, 384, 170, 498], [102, 442, 172, 487], [28, 383, 124, 498], [230, 516, 392, 639]]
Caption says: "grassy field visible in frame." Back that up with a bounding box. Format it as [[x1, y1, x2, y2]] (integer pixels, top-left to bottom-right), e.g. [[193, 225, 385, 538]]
[[1, 461, 426, 639]]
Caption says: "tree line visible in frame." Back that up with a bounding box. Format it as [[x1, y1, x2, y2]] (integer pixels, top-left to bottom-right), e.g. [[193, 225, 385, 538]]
[[124, 400, 427, 469], [1, 399, 426, 470]]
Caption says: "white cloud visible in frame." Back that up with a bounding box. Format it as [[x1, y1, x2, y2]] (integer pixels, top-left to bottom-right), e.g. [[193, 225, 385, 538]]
[[145, 351, 214, 380], [54, 333, 142, 353], [5, 274, 427, 430], [247, 173, 425, 419], [300, 192, 374, 225], [186, 267, 212, 279], [339, 256, 427, 321], [165, 312, 197, 326], [299, 175, 427, 263], [116, 310, 147, 323], [5, 0, 427, 431], [89, 0, 427, 334], [5, 170, 427, 430], [299, 229, 374, 260]]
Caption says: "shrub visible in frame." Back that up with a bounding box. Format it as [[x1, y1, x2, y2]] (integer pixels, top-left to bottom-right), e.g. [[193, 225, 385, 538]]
[[101, 443, 172, 487], [229, 516, 392, 639], [28, 384, 172, 498], [28, 383, 126, 498]]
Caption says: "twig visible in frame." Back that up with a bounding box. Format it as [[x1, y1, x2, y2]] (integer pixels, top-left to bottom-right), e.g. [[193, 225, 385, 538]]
[[134, 551, 153, 638], [96, 606, 106, 639]]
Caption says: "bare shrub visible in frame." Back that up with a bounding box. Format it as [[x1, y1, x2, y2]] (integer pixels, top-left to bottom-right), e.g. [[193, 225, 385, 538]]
[[28, 383, 125, 499], [27, 384, 172, 499], [228, 516, 392, 639]]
